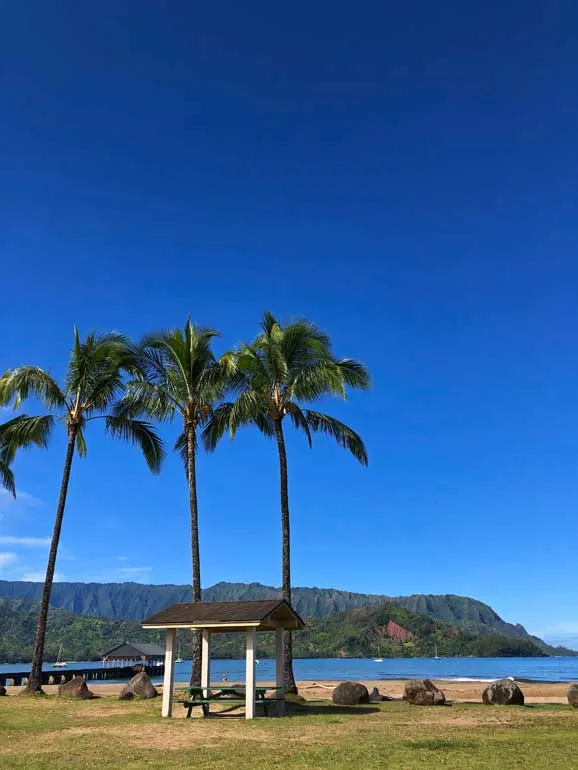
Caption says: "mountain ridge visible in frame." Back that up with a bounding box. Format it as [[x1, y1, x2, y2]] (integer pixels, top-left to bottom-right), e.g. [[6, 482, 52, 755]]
[[0, 596, 557, 664], [0, 578, 549, 649]]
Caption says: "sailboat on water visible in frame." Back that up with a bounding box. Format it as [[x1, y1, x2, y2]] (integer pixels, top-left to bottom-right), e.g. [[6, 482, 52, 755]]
[[53, 643, 67, 667], [434, 642, 440, 660], [175, 641, 183, 664], [373, 638, 383, 663]]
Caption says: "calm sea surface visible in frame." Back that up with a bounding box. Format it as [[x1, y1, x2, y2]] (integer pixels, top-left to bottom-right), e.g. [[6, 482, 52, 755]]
[[2, 657, 578, 683]]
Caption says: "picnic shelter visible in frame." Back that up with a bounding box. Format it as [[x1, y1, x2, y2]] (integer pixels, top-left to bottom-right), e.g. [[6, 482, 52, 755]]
[[142, 599, 305, 719]]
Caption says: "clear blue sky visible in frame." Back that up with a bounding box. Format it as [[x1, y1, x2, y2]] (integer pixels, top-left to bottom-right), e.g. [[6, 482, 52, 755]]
[[1, 0, 577, 641]]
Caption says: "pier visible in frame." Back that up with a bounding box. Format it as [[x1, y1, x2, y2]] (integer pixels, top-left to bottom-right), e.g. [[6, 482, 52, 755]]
[[0, 663, 164, 687]]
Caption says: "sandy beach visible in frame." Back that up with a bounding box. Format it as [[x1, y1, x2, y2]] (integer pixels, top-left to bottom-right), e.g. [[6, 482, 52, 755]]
[[5, 678, 573, 704]]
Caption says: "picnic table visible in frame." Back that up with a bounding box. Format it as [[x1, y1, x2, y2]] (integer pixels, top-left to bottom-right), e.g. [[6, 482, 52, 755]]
[[177, 685, 285, 718]]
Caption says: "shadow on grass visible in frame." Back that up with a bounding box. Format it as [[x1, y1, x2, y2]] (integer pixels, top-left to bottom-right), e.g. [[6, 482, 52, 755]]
[[286, 701, 380, 717], [406, 739, 478, 752], [188, 701, 381, 719]]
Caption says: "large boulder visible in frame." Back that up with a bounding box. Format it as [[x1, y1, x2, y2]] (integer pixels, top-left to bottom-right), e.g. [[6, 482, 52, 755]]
[[58, 677, 95, 700], [482, 679, 524, 706], [403, 679, 446, 706], [567, 683, 578, 708], [331, 681, 370, 706], [0, 685, 6, 696], [118, 671, 158, 700]]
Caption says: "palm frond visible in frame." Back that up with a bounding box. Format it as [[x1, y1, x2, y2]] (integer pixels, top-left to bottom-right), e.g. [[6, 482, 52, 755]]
[[0, 368, 66, 411], [136, 322, 225, 414], [75, 427, 88, 457], [105, 416, 165, 473], [289, 359, 346, 402], [304, 410, 368, 465], [280, 319, 331, 368], [229, 389, 271, 435], [202, 403, 234, 452], [66, 329, 130, 403], [284, 403, 312, 447], [335, 358, 371, 390], [0, 415, 54, 451], [0, 449, 16, 497], [119, 379, 178, 422], [260, 311, 279, 336]]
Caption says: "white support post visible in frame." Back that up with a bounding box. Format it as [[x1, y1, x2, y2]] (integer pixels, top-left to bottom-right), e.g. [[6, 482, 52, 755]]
[[201, 630, 211, 697], [161, 629, 176, 718], [245, 628, 256, 720], [275, 629, 285, 716]]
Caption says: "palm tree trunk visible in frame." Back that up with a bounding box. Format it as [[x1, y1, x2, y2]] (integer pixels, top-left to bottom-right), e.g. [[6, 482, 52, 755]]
[[25, 425, 77, 694], [186, 422, 202, 686], [274, 419, 297, 694]]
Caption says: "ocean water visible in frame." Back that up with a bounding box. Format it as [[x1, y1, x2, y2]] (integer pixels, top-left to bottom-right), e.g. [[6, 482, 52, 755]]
[[2, 656, 578, 683]]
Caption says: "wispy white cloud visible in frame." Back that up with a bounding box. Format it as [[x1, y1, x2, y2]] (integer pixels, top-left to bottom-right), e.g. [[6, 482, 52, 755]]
[[118, 555, 129, 562], [0, 536, 50, 547], [0, 552, 18, 568], [0, 490, 42, 505], [86, 566, 153, 583], [21, 571, 65, 582], [118, 566, 152, 578], [0, 489, 43, 514]]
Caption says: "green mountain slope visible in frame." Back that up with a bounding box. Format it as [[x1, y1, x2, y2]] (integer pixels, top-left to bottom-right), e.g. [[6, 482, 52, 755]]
[[0, 597, 164, 664], [0, 579, 558, 653], [0, 597, 557, 664]]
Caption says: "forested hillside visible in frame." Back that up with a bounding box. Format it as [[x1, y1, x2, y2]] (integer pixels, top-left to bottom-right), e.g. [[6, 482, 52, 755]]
[[0, 597, 562, 664], [0, 579, 552, 650]]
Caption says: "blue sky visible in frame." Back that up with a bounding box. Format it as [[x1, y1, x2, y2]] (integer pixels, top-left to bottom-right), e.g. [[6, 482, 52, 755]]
[[1, 0, 578, 641]]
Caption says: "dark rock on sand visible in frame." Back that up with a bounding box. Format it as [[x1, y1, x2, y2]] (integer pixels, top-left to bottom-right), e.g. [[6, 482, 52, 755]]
[[118, 671, 158, 700], [482, 679, 524, 706], [0, 685, 6, 696], [403, 679, 446, 706], [332, 681, 370, 706], [58, 677, 95, 700], [567, 683, 578, 708]]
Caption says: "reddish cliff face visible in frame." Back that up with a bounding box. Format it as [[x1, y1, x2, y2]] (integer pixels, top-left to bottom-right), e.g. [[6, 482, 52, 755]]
[[386, 620, 415, 643]]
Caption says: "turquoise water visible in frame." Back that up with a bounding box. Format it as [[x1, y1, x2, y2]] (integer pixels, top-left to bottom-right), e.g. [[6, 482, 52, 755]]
[[2, 656, 578, 683]]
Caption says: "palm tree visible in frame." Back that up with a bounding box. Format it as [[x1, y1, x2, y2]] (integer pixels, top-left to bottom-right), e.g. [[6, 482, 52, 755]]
[[0, 329, 164, 694], [115, 319, 230, 685], [203, 312, 370, 692]]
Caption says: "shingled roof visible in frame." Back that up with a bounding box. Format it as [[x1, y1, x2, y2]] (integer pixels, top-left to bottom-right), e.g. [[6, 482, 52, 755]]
[[142, 599, 305, 632], [102, 642, 165, 659]]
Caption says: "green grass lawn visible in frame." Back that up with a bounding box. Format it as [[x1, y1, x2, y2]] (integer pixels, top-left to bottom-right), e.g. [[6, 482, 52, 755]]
[[1, 695, 577, 769]]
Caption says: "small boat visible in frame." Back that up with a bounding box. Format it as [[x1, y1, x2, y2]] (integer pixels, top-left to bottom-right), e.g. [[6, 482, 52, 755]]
[[434, 642, 440, 660], [175, 642, 183, 664], [53, 643, 67, 667], [373, 639, 383, 663]]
